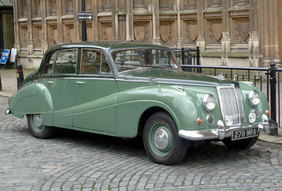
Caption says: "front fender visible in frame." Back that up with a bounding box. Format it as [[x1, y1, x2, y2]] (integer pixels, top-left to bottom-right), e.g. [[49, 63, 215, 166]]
[[116, 85, 202, 137], [9, 83, 53, 121]]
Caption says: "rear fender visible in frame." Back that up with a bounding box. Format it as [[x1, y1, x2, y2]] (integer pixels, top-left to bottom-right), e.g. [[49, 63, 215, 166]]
[[9, 83, 53, 124]]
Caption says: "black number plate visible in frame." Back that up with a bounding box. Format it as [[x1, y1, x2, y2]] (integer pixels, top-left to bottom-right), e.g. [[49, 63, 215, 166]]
[[231, 128, 259, 141]]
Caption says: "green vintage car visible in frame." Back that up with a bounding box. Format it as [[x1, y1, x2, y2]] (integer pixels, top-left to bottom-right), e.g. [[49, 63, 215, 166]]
[[6, 41, 271, 165]]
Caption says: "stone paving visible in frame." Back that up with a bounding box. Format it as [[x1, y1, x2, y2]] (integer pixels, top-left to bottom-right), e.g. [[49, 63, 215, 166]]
[[0, 97, 281, 191]]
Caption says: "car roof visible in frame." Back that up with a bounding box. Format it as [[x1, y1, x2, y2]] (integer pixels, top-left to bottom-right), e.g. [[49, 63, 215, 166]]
[[46, 41, 170, 53]]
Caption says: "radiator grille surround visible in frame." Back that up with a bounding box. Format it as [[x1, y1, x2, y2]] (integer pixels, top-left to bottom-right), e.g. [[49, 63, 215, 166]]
[[217, 85, 245, 127]]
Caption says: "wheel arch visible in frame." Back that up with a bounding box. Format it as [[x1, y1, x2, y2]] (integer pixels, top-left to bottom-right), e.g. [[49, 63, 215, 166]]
[[138, 106, 176, 137]]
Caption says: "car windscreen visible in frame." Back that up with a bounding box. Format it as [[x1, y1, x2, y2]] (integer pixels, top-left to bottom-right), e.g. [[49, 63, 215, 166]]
[[111, 48, 180, 73]]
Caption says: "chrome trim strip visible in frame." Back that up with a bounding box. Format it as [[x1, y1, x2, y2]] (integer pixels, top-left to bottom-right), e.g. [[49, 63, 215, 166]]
[[178, 124, 260, 141], [156, 80, 217, 87], [116, 77, 218, 87], [62, 77, 115, 81]]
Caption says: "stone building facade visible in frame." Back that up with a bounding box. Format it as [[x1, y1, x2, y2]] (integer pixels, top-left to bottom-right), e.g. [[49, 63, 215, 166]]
[[13, 0, 282, 68]]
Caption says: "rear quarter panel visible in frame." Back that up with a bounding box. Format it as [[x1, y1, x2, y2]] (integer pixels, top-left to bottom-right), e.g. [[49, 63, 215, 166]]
[[9, 83, 53, 125]]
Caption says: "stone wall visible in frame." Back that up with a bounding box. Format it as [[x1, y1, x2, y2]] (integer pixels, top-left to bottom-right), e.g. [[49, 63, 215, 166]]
[[13, 0, 281, 68]]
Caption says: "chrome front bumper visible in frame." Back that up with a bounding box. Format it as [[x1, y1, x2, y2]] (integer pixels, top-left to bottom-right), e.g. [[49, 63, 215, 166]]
[[178, 121, 274, 141]]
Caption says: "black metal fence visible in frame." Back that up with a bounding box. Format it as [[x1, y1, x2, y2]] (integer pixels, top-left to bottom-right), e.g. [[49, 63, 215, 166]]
[[173, 48, 281, 134], [172, 47, 200, 72]]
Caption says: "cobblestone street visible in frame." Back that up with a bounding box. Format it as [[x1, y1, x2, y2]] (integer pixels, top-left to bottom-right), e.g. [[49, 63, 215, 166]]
[[0, 97, 281, 191]]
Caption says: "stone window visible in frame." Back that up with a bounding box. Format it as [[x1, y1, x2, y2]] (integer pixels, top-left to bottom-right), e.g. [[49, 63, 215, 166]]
[[47, 0, 57, 16], [85, 0, 92, 12], [133, 0, 150, 10], [181, 0, 197, 10], [33, 23, 42, 49], [97, 0, 112, 12], [19, 0, 28, 18], [63, 21, 75, 43], [205, 0, 222, 8], [47, 23, 58, 47], [160, 0, 174, 11], [62, 0, 74, 15], [232, 0, 249, 7], [19, 23, 28, 48], [32, 0, 41, 18]]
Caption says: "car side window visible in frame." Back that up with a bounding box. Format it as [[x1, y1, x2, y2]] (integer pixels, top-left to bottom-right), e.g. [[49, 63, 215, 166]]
[[44, 53, 57, 74], [43, 49, 77, 75], [53, 50, 77, 74], [81, 49, 111, 75]]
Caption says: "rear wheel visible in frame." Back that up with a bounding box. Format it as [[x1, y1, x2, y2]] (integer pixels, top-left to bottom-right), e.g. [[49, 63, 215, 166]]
[[27, 114, 55, 139], [223, 135, 259, 150], [143, 112, 188, 165]]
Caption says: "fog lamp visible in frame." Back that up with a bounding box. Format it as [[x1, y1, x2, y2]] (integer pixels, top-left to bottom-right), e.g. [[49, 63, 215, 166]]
[[206, 114, 215, 125], [225, 115, 233, 126]]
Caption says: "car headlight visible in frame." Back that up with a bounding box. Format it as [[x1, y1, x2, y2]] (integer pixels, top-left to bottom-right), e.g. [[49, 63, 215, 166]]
[[203, 94, 216, 111], [249, 111, 257, 123], [248, 90, 260, 106]]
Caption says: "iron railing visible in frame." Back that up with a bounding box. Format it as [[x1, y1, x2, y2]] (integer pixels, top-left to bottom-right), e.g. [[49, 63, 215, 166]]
[[172, 47, 200, 72], [180, 64, 281, 134], [173, 47, 280, 134]]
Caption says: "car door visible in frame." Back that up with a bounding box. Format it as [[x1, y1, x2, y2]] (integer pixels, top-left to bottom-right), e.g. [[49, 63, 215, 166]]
[[73, 48, 118, 134], [40, 49, 78, 127]]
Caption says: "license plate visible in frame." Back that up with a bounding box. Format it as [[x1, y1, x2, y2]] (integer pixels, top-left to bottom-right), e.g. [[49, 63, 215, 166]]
[[231, 128, 258, 141]]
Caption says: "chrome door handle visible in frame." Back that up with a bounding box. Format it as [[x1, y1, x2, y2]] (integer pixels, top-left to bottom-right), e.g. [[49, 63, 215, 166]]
[[47, 81, 54, 84], [75, 81, 85, 84]]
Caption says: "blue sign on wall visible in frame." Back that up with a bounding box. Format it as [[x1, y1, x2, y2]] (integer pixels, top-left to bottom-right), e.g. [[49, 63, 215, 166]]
[[0, 49, 10, 64]]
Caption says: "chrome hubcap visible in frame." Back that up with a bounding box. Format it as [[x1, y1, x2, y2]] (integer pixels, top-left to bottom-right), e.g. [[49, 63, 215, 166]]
[[33, 114, 43, 127], [154, 127, 169, 150]]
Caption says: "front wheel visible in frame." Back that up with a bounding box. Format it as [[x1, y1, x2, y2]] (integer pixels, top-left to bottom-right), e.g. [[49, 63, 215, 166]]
[[223, 135, 259, 150], [143, 112, 188, 165], [27, 114, 55, 139]]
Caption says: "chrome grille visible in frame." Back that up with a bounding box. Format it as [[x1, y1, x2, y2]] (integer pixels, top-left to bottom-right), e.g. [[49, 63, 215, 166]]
[[217, 86, 245, 126]]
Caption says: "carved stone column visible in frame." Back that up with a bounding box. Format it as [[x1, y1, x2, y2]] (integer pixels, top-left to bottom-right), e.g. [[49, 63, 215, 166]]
[[249, 0, 260, 67], [152, 0, 160, 44], [41, 0, 48, 53], [74, 0, 80, 41], [176, 0, 182, 48], [126, 0, 133, 40], [13, 0, 20, 50], [221, 32, 230, 66], [57, 0, 64, 44], [221, 0, 231, 66], [259, 0, 280, 66], [27, 0, 34, 55], [93, 0, 98, 40], [272, 0, 280, 64], [112, 0, 118, 40], [249, 31, 260, 67], [196, 0, 205, 52]]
